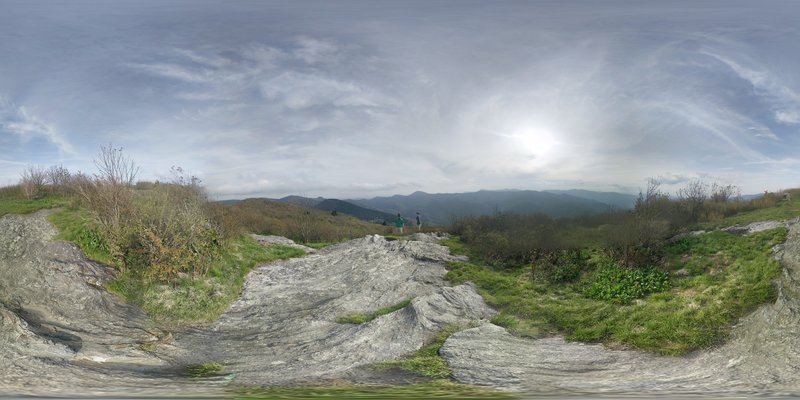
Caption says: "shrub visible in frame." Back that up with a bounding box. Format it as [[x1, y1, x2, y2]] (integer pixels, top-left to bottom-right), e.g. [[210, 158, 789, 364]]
[[45, 165, 72, 194], [72, 145, 139, 237], [450, 212, 560, 268], [123, 182, 220, 280], [532, 249, 587, 284], [584, 258, 670, 303], [19, 165, 47, 199]]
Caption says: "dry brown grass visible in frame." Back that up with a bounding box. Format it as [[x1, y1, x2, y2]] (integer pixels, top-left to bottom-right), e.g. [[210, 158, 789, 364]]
[[210, 198, 390, 243]]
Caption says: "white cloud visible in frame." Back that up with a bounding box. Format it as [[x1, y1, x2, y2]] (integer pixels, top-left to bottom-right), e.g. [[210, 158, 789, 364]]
[[747, 157, 800, 166], [259, 72, 390, 110], [775, 110, 800, 125], [0, 97, 74, 155], [126, 62, 211, 83], [209, 179, 271, 196], [703, 51, 800, 126], [294, 37, 339, 64]]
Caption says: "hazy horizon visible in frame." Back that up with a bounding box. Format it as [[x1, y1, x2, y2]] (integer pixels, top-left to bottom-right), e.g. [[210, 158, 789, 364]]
[[2, 1, 799, 199]]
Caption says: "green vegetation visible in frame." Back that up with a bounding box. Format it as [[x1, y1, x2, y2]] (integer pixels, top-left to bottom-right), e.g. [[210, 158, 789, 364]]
[[442, 178, 797, 355], [444, 224, 787, 355], [49, 207, 117, 266], [374, 325, 465, 378], [233, 379, 516, 399], [710, 189, 800, 227], [1, 147, 309, 325], [337, 299, 413, 324], [109, 237, 304, 325], [185, 362, 224, 378], [583, 259, 669, 303], [304, 241, 338, 250], [0, 185, 69, 217]]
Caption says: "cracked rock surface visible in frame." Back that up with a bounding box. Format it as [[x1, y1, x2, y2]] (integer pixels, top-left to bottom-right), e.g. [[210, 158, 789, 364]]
[[0, 214, 493, 396], [0, 210, 214, 397], [170, 234, 495, 385]]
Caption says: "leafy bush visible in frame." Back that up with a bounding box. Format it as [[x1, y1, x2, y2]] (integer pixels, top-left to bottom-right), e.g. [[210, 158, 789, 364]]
[[123, 182, 220, 280], [185, 362, 224, 378], [532, 249, 587, 284], [451, 212, 559, 268], [584, 258, 670, 303]]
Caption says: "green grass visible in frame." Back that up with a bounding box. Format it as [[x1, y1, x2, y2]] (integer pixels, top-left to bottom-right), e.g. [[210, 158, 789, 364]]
[[48, 207, 118, 266], [443, 227, 786, 355], [43, 195, 307, 326], [337, 299, 413, 324], [108, 236, 306, 326], [185, 362, 224, 378], [305, 241, 338, 249], [439, 237, 470, 257], [712, 194, 800, 227], [233, 379, 516, 399], [374, 325, 465, 378], [0, 193, 70, 217]]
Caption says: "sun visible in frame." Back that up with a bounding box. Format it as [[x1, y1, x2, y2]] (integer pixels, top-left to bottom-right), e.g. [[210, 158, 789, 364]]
[[501, 125, 561, 169], [511, 129, 558, 157]]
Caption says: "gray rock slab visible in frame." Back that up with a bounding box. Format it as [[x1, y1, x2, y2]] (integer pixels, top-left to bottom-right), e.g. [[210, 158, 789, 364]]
[[172, 234, 495, 385], [0, 211, 216, 397], [722, 220, 791, 236], [408, 232, 450, 243], [251, 234, 316, 253]]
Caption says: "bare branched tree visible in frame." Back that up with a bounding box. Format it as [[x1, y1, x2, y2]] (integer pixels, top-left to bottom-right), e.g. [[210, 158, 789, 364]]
[[677, 179, 708, 222], [19, 165, 47, 199], [45, 164, 72, 194], [95, 144, 140, 186], [72, 145, 139, 243], [710, 182, 740, 203]]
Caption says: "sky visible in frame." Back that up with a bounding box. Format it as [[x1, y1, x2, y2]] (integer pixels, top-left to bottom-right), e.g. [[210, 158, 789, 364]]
[[1, 0, 799, 199]]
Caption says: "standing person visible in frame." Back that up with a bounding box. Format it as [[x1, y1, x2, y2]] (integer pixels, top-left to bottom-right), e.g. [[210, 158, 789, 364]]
[[416, 212, 422, 231], [394, 213, 405, 234]]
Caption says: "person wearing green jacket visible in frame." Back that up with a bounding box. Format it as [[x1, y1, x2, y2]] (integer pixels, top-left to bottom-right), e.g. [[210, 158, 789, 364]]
[[394, 213, 406, 234]]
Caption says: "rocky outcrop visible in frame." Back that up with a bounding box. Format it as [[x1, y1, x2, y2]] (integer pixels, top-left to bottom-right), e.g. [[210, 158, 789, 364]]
[[251, 234, 316, 253], [722, 219, 798, 236], [170, 234, 495, 385], [0, 211, 218, 397], [0, 212, 494, 396]]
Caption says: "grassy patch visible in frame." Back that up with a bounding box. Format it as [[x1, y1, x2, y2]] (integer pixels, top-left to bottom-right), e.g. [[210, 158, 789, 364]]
[[305, 241, 338, 249], [442, 228, 786, 355], [48, 207, 118, 266], [108, 236, 305, 326], [584, 260, 670, 303], [712, 192, 800, 227], [374, 325, 463, 378], [185, 362, 224, 378], [233, 379, 516, 399], [439, 237, 469, 257], [0, 193, 70, 217], [337, 299, 413, 324]]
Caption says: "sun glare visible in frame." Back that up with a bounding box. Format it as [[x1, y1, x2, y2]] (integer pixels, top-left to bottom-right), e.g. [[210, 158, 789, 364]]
[[502, 125, 562, 170]]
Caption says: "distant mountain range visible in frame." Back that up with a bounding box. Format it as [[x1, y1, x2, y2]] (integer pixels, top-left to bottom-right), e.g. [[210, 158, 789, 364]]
[[348, 190, 636, 225], [313, 198, 397, 223], [543, 189, 637, 210], [236, 189, 637, 226]]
